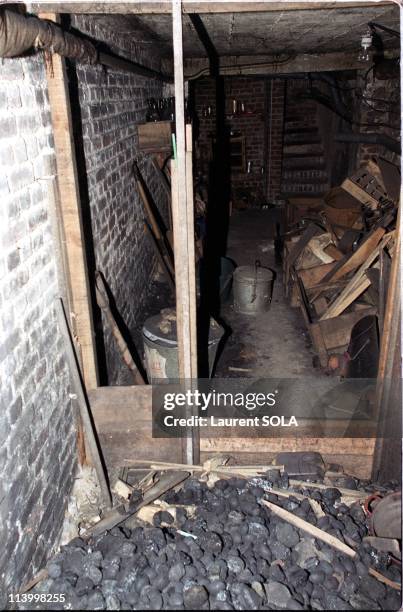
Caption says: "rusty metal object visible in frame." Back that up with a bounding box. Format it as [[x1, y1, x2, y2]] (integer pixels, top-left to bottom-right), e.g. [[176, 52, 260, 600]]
[[365, 490, 402, 540]]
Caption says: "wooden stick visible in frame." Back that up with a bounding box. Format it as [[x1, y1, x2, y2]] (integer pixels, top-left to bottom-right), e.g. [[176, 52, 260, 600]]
[[289, 479, 364, 499], [368, 568, 402, 591], [19, 569, 48, 594], [134, 162, 175, 277], [262, 500, 356, 558], [56, 298, 112, 508], [95, 272, 146, 384], [144, 221, 175, 290]]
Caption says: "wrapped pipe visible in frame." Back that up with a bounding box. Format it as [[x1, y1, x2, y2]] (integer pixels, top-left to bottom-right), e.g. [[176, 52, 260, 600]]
[[0, 8, 172, 81], [0, 8, 97, 61]]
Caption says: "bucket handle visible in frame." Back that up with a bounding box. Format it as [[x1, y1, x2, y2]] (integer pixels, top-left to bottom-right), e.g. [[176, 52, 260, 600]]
[[251, 259, 261, 303]]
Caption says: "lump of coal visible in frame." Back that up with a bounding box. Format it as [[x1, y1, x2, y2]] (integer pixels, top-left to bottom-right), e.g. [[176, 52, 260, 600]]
[[183, 584, 209, 610], [275, 523, 300, 548], [264, 581, 292, 609]]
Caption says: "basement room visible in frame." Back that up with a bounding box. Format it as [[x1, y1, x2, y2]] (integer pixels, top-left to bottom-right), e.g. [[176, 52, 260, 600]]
[[0, 0, 401, 610]]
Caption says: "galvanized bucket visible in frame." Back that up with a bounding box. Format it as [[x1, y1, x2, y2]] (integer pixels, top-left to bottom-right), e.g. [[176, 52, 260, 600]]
[[233, 260, 273, 315], [143, 308, 223, 382]]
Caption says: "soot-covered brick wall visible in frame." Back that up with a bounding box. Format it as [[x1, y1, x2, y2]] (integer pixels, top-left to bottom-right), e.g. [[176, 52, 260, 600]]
[[0, 55, 77, 601], [72, 15, 169, 384], [194, 76, 285, 207]]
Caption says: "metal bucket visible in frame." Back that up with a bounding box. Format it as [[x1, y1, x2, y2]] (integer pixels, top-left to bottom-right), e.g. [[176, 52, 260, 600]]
[[143, 308, 223, 382], [233, 261, 273, 315]]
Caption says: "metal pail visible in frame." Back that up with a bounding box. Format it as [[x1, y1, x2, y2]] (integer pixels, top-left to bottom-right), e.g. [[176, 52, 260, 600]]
[[143, 308, 223, 382], [233, 261, 273, 315]]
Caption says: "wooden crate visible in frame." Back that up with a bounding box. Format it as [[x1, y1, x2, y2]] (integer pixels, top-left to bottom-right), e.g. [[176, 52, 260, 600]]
[[138, 121, 173, 154]]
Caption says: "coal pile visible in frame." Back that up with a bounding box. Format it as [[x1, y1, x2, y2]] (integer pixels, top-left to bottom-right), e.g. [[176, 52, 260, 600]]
[[25, 475, 401, 610]]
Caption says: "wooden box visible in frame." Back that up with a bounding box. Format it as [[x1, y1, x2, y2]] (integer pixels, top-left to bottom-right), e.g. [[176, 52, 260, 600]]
[[138, 121, 173, 154]]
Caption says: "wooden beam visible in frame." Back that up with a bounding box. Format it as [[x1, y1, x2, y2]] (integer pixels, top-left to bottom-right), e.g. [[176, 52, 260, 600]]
[[41, 13, 99, 390], [30, 1, 396, 14], [183, 51, 378, 77], [172, 0, 198, 464], [57, 300, 111, 508]]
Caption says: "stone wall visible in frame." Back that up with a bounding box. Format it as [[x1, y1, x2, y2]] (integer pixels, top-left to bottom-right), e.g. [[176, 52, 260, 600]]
[[0, 54, 76, 602]]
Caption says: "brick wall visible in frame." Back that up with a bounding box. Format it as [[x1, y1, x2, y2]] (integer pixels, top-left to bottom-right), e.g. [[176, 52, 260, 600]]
[[0, 55, 77, 602], [0, 13, 169, 598], [194, 76, 285, 206], [267, 79, 286, 202], [72, 15, 169, 384]]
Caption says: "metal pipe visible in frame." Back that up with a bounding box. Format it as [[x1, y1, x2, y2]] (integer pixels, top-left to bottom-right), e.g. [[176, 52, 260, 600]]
[[334, 132, 401, 155]]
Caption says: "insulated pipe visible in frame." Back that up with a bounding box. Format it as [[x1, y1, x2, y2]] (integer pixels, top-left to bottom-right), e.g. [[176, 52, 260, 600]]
[[0, 8, 172, 81], [0, 8, 97, 61], [334, 132, 401, 155]]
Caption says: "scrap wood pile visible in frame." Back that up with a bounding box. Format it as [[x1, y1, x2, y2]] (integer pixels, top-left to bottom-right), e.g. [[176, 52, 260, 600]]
[[283, 157, 400, 369], [23, 455, 401, 610]]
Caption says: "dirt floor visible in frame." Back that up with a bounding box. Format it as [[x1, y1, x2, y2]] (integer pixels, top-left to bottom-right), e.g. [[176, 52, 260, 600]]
[[215, 208, 320, 379], [211, 208, 371, 426]]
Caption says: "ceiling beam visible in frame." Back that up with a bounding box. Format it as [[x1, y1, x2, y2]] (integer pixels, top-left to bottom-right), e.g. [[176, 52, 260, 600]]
[[28, 1, 396, 15], [182, 50, 399, 77], [188, 13, 219, 75]]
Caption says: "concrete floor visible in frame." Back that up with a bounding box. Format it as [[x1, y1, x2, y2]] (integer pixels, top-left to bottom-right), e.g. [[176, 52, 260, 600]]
[[215, 208, 319, 379]]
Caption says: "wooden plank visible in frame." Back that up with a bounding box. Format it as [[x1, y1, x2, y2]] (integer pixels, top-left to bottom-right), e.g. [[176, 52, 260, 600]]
[[138, 121, 173, 153], [320, 276, 371, 320], [312, 296, 328, 317], [185, 125, 198, 386], [42, 13, 98, 390], [172, 0, 198, 465], [88, 386, 182, 466], [324, 244, 343, 261], [30, 2, 395, 14], [320, 233, 391, 320], [287, 223, 322, 267], [313, 307, 376, 350], [185, 125, 200, 463], [341, 177, 382, 209], [372, 216, 401, 482], [57, 300, 111, 508], [202, 440, 375, 481], [324, 227, 385, 284], [199, 451, 373, 480], [184, 51, 382, 78], [201, 438, 375, 455], [297, 262, 336, 288]]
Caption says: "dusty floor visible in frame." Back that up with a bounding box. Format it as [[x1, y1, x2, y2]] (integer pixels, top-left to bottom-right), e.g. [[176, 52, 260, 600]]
[[215, 208, 320, 379], [212, 209, 368, 425]]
